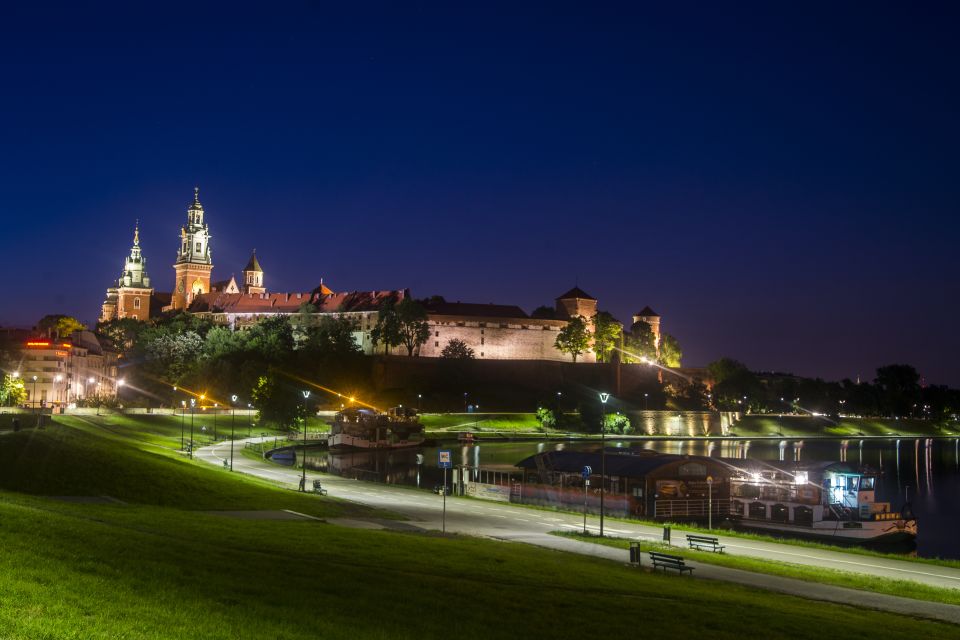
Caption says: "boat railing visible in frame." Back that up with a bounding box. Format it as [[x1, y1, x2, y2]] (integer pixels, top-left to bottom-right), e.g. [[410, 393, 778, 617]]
[[654, 498, 730, 519]]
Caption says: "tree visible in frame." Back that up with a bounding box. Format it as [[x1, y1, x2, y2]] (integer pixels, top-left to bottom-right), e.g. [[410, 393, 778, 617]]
[[874, 364, 921, 417], [555, 316, 590, 362], [143, 331, 205, 382], [530, 306, 556, 319], [440, 338, 475, 359], [305, 316, 362, 357], [658, 333, 683, 368], [96, 318, 145, 356], [535, 407, 556, 429], [707, 358, 762, 411], [245, 315, 295, 362], [603, 413, 632, 434], [370, 301, 402, 355], [38, 314, 85, 340], [0, 374, 26, 406], [394, 298, 431, 356], [591, 311, 621, 363], [251, 371, 303, 430], [622, 320, 657, 363]]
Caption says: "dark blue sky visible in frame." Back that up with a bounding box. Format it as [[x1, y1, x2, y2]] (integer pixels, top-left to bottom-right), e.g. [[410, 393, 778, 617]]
[[1, 2, 958, 385]]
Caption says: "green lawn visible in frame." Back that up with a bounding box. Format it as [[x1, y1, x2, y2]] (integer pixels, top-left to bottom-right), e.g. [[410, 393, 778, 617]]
[[733, 415, 955, 437], [421, 412, 544, 432], [0, 415, 956, 637], [0, 492, 957, 639], [554, 531, 960, 606]]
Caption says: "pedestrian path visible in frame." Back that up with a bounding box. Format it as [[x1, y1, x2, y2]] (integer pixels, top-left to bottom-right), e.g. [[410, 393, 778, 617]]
[[196, 438, 960, 625]]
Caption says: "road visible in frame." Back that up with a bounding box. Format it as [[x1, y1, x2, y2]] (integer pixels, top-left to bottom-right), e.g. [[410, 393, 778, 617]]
[[197, 437, 960, 625]]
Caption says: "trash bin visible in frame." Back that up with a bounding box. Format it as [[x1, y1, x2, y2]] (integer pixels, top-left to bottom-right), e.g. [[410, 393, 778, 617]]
[[663, 525, 671, 544], [629, 541, 642, 565]]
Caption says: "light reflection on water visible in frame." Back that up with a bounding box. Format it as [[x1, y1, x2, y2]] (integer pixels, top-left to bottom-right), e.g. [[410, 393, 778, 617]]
[[298, 437, 960, 559]]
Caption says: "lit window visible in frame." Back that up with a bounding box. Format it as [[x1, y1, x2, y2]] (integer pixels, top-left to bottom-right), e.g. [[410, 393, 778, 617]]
[[133, 298, 141, 309], [195, 242, 201, 252]]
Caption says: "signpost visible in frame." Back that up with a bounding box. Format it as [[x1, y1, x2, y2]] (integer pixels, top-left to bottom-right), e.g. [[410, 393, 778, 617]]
[[438, 450, 452, 533], [582, 465, 592, 534]]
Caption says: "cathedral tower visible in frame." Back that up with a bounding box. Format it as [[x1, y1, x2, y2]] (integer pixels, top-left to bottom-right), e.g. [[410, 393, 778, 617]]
[[101, 222, 154, 322], [242, 250, 265, 295], [171, 187, 214, 310]]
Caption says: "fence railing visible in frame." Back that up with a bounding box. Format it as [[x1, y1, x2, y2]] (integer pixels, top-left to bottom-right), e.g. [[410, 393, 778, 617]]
[[654, 498, 730, 519]]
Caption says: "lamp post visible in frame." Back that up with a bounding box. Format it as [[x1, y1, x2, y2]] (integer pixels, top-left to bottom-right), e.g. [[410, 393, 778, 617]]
[[213, 403, 218, 441], [117, 378, 125, 407], [247, 403, 253, 436], [301, 390, 311, 491], [417, 393, 422, 413], [189, 398, 196, 459], [180, 400, 186, 449], [31, 375, 39, 427], [707, 475, 714, 530], [644, 392, 649, 411], [230, 395, 237, 471], [599, 392, 610, 537], [463, 392, 468, 413]]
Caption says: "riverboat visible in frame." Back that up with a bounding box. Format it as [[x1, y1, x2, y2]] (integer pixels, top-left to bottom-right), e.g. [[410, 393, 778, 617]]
[[327, 406, 424, 451], [727, 460, 917, 544]]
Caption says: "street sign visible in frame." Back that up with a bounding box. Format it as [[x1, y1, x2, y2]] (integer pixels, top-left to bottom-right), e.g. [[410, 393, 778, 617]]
[[438, 450, 452, 469], [582, 465, 592, 479]]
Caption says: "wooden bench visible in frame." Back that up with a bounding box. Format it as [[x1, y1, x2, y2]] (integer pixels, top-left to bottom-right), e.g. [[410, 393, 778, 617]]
[[686, 534, 725, 553], [648, 552, 694, 575], [312, 480, 328, 496]]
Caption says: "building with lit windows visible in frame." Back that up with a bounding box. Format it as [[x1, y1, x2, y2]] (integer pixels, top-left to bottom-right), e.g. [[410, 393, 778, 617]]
[[99, 188, 662, 363], [15, 331, 119, 408]]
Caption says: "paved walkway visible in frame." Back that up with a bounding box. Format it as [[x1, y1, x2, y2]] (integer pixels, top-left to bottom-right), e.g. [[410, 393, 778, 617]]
[[197, 437, 960, 625]]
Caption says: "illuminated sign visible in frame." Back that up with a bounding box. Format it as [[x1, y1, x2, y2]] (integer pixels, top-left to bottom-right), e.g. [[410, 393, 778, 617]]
[[25, 341, 51, 348]]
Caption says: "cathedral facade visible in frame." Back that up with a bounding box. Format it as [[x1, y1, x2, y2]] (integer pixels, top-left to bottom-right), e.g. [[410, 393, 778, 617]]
[[100, 189, 661, 362]]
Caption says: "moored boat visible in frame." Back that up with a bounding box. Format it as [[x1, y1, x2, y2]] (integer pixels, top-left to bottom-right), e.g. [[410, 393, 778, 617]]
[[327, 406, 424, 451], [727, 460, 917, 543]]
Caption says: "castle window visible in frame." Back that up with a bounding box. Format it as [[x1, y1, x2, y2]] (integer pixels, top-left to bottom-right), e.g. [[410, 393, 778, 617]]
[[435, 341, 439, 347], [133, 298, 141, 309], [480, 352, 484, 357], [435, 331, 439, 337], [195, 242, 201, 252], [481, 337, 484, 345]]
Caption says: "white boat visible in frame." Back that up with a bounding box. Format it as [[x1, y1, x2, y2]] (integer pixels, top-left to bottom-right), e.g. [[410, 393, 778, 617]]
[[327, 406, 424, 451], [727, 460, 916, 544]]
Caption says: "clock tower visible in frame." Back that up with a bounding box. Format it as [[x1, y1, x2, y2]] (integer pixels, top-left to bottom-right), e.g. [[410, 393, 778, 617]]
[[171, 187, 214, 310]]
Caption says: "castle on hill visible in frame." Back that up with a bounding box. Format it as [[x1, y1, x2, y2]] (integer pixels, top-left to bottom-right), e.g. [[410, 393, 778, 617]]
[[100, 189, 661, 362]]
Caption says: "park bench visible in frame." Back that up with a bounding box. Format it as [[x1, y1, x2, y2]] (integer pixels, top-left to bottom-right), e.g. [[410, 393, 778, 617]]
[[648, 552, 694, 575], [686, 534, 725, 553], [312, 480, 328, 496]]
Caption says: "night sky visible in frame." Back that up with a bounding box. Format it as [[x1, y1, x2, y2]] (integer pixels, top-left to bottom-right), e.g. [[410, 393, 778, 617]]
[[1, 3, 958, 385]]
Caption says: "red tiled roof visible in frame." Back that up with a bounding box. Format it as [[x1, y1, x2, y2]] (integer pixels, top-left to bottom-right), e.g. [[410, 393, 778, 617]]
[[188, 288, 408, 314], [425, 301, 528, 319]]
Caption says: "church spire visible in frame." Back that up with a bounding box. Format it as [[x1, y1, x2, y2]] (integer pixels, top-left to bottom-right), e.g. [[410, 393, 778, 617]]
[[133, 219, 140, 246]]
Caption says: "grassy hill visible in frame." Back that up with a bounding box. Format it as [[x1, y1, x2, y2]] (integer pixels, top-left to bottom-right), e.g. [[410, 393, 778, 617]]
[[0, 415, 955, 638]]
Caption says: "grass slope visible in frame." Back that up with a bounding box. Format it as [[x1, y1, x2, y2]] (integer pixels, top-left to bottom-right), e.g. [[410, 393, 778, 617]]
[[1, 493, 957, 639], [554, 531, 960, 606], [0, 417, 955, 638]]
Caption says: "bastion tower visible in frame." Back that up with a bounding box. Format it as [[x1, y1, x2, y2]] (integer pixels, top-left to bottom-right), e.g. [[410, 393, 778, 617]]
[[171, 187, 214, 310]]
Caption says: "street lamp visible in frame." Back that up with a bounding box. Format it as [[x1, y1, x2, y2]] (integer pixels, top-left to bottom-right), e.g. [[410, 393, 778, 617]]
[[644, 392, 649, 411], [599, 392, 611, 537], [180, 400, 186, 449], [463, 392, 468, 413], [417, 393, 422, 413], [117, 378, 125, 407], [301, 390, 311, 491], [31, 375, 39, 426], [213, 402, 218, 440], [54, 374, 63, 407], [707, 476, 714, 529], [247, 403, 253, 436], [229, 394, 238, 471], [189, 398, 196, 459]]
